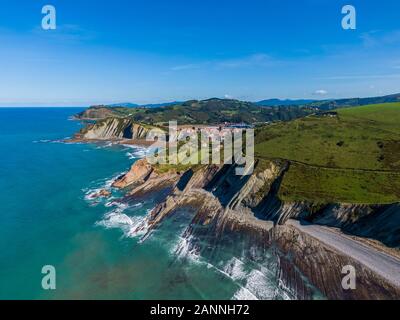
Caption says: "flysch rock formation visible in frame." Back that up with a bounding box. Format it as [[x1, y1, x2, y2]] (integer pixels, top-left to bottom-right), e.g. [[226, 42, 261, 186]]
[[111, 158, 400, 299], [72, 117, 161, 142]]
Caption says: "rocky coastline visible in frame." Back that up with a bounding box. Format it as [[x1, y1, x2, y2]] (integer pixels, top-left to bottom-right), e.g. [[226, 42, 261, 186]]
[[71, 114, 400, 299], [106, 157, 400, 299]]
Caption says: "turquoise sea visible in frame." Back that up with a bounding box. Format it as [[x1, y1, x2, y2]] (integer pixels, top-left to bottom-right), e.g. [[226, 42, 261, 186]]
[[0, 108, 289, 300]]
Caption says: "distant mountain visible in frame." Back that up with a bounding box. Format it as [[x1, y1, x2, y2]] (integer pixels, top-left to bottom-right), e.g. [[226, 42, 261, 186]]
[[108, 102, 140, 108], [101, 93, 400, 111], [256, 93, 400, 109], [108, 101, 182, 108], [141, 101, 183, 108], [256, 99, 317, 106], [308, 93, 400, 110]]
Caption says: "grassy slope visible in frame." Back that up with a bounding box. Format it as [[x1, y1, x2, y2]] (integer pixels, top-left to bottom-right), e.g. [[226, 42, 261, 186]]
[[255, 103, 400, 204]]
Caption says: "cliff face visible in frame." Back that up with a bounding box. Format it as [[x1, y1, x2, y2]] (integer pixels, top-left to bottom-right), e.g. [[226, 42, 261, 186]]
[[113, 158, 400, 299], [76, 118, 154, 140], [305, 203, 400, 248]]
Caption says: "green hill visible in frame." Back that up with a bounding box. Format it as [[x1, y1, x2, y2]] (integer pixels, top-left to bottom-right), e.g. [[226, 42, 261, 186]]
[[76, 98, 316, 124], [255, 103, 400, 204], [304, 93, 400, 110]]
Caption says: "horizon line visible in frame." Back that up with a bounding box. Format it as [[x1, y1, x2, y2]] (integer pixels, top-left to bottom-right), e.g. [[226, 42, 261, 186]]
[[0, 91, 399, 108]]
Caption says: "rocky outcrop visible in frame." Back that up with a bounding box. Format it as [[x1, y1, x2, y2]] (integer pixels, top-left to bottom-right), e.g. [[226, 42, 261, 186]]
[[75, 117, 160, 141], [141, 160, 301, 239], [87, 189, 111, 199], [148, 165, 224, 230], [112, 159, 154, 189]]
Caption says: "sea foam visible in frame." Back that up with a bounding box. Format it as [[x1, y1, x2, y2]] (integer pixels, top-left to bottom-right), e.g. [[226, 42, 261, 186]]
[[96, 206, 151, 239]]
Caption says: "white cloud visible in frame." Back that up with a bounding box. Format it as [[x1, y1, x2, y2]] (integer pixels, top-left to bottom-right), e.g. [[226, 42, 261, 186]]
[[216, 53, 279, 69], [313, 89, 328, 96], [360, 30, 400, 47], [170, 64, 201, 71], [319, 74, 400, 80], [169, 53, 279, 72]]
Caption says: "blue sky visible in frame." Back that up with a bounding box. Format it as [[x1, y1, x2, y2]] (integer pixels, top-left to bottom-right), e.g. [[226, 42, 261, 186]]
[[1, 0, 400, 106]]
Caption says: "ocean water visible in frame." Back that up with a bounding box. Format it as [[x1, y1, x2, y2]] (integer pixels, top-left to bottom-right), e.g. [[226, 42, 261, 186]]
[[0, 108, 288, 300]]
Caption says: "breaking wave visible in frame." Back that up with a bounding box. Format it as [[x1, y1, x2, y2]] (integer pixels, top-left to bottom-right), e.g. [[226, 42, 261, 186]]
[[83, 172, 124, 203], [96, 204, 151, 239], [122, 144, 147, 160], [171, 234, 201, 262], [169, 232, 291, 300]]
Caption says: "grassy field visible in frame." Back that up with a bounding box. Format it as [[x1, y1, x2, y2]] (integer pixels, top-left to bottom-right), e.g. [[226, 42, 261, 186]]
[[279, 163, 400, 204], [255, 102, 400, 204]]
